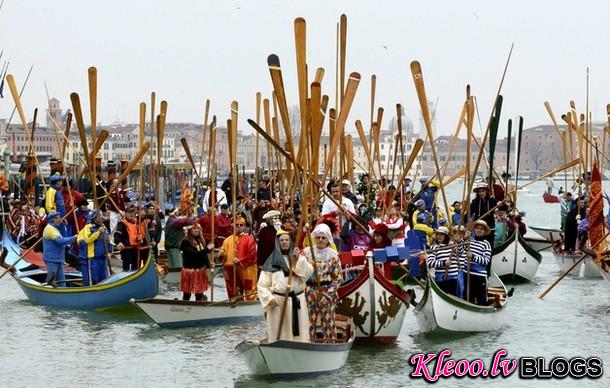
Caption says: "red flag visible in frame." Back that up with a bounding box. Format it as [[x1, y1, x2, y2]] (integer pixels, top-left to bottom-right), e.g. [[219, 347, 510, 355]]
[[588, 160, 607, 264]]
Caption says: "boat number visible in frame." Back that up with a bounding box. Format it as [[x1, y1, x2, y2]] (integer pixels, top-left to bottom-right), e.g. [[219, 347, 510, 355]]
[[453, 310, 458, 320], [502, 256, 508, 262], [522, 257, 527, 263]]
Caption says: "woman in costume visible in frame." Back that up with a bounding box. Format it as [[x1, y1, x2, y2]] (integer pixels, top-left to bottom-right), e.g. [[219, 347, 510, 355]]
[[257, 229, 313, 342], [180, 224, 212, 301]]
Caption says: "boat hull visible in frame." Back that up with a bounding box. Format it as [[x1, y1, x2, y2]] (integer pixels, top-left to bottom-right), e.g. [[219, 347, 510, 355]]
[[491, 233, 541, 282], [529, 226, 562, 241], [132, 298, 263, 328], [543, 192, 560, 203], [553, 252, 602, 278], [337, 259, 410, 344], [523, 236, 553, 253], [236, 337, 353, 376], [414, 274, 507, 333], [14, 257, 159, 309]]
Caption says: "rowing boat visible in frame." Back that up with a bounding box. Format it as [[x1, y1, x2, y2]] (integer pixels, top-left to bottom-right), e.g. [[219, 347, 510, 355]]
[[543, 192, 560, 203], [1, 233, 159, 309], [413, 273, 508, 333], [236, 315, 354, 376], [491, 231, 542, 282], [131, 298, 263, 327], [523, 236, 553, 252], [552, 250, 602, 278]]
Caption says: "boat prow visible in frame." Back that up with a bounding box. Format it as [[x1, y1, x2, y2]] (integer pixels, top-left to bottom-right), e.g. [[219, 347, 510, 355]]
[[414, 273, 509, 334], [131, 298, 263, 328], [236, 316, 354, 376], [491, 232, 541, 282], [529, 226, 563, 241], [553, 251, 602, 279]]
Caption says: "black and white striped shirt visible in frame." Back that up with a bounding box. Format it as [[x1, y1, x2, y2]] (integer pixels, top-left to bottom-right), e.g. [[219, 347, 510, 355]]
[[426, 243, 465, 280], [465, 238, 491, 277]]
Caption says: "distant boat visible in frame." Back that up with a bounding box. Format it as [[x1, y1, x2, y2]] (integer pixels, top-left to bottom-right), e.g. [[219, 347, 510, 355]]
[[543, 192, 560, 203], [529, 226, 563, 241], [414, 273, 509, 333]]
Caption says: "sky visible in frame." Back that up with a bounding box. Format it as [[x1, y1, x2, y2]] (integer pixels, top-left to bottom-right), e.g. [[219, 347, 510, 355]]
[[1, 0, 610, 140]]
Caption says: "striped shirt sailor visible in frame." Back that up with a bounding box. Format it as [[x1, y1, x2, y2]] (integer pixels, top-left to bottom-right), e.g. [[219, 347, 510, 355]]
[[465, 237, 491, 277], [426, 243, 465, 281]]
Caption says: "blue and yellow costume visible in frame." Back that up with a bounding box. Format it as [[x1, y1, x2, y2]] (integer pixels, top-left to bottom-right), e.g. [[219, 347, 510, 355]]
[[42, 212, 77, 286], [77, 212, 112, 286], [45, 175, 66, 217]]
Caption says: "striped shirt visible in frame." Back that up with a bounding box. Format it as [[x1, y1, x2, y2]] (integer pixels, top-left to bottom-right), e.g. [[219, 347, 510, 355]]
[[466, 238, 491, 277], [426, 243, 465, 281]]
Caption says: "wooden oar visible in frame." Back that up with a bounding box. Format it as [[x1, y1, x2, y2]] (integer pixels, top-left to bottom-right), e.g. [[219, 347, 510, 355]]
[[538, 230, 610, 299]]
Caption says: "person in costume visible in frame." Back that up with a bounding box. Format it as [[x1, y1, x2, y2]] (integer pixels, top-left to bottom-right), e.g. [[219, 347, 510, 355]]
[[45, 174, 66, 217], [469, 182, 497, 246], [180, 223, 212, 301], [340, 215, 372, 252], [465, 220, 492, 305], [258, 229, 313, 342], [303, 223, 343, 343], [413, 177, 440, 227], [7, 198, 42, 246], [77, 210, 112, 286], [219, 217, 257, 300], [368, 223, 392, 251], [42, 212, 77, 286], [385, 206, 406, 247], [114, 206, 148, 271], [256, 210, 281, 267], [426, 226, 464, 297], [164, 209, 191, 270]]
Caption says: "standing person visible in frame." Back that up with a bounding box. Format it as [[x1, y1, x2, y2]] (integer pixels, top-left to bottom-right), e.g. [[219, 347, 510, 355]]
[[559, 192, 574, 233], [414, 177, 440, 227], [201, 186, 227, 214], [303, 223, 343, 343], [221, 173, 233, 207], [146, 204, 163, 260], [469, 182, 497, 246], [258, 230, 313, 342], [426, 226, 462, 297], [546, 176, 555, 194], [341, 179, 358, 206], [340, 215, 371, 252], [42, 212, 77, 286], [321, 182, 356, 218], [256, 210, 281, 268], [164, 209, 191, 271], [385, 207, 406, 247], [180, 224, 212, 301], [219, 217, 257, 300], [108, 179, 129, 233], [114, 206, 144, 271], [77, 210, 112, 286], [564, 196, 587, 252], [466, 220, 492, 305], [45, 174, 66, 217], [367, 223, 392, 251]]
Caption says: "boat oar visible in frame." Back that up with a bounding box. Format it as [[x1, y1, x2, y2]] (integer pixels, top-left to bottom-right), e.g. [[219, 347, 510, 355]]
[[538, 230, 610, 299]]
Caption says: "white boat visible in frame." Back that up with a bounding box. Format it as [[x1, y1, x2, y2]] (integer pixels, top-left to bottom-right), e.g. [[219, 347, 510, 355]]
[[552, 251, 602, 279], [336, 256, 411, 344], [131, 298, 263, 328], [529, 226, 563, 241], [414, 273, 508, 333], [598, 266, 610, 285], [523, 236, 553, 253], [236, 316, 354, 376], [491, 232, 542, 282]]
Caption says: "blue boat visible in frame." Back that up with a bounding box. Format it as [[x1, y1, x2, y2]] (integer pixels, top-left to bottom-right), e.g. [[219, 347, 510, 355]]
[[1, 233, 159, 309]]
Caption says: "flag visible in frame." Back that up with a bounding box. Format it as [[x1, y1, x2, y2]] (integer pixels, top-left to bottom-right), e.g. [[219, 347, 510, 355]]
[[588, 160, 607, 265], [180, 182, 192, 216]]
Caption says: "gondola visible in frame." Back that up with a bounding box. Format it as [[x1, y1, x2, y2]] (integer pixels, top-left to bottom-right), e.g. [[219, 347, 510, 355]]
[[543, 191, 560, 203]]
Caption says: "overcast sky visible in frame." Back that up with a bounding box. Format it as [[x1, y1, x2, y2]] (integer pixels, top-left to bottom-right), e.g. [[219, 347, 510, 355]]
[[1, 0, 610, 139]]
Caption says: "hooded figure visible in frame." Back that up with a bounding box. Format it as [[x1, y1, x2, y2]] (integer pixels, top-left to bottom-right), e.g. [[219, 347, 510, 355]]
[[258, 230, 313, 342]]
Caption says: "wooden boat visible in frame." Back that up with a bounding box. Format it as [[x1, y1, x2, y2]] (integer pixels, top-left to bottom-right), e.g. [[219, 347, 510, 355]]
[[491, 231, 542, 282], [236, 315, 354, 376], [523, 236, 553, 252], [336, 252, 411, 344], [552, 250, 602, 279], [529, 225, 563, 241], [131, 298, 263, 328], [1, 234, 159, 309], [414, 273, 508, 333], [543, 191, 560, 203]]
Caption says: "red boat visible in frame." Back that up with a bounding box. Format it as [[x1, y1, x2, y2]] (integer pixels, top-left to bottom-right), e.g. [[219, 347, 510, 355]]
[[543, 191, 560, 203]]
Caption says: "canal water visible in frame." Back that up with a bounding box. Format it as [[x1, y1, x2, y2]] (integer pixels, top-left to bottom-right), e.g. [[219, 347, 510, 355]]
[[1, 181, 608, 387]]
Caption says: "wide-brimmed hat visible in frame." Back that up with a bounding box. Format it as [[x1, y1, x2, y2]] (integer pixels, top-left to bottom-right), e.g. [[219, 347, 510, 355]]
[[472, 220, 490, 235], [472, 181, 488, 192], [263, 210, 281, 220], [435, 226, 450, 236]]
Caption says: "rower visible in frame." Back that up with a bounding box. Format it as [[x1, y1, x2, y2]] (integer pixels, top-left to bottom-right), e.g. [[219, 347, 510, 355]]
[[219, 217, 258, 300], [466, 220, 492, 306], [426, 226, 461, 297], [77, 210, 112, 286], [45, 174, 66, 217], [42, 212, 77, 287]]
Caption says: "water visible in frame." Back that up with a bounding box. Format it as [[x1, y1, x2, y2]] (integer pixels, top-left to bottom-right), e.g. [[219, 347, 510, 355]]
[[1, 181, 609, 387]]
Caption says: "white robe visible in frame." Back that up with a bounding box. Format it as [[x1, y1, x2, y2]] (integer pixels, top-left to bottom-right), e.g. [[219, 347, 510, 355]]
[[257, 254, 313, 342]]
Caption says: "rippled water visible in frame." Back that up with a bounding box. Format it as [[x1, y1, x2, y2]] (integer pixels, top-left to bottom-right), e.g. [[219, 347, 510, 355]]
[[1, 181, 609, 387]]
